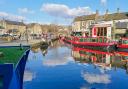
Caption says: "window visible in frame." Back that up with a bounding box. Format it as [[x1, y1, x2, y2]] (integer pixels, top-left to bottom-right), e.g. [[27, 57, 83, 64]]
[[104, 27, 107, 36], [97, 27, 107, 37]]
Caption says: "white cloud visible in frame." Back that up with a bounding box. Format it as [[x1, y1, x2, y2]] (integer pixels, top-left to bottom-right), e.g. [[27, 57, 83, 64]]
[[18, 8, 35, 14], [41, 3, 93, 18], [82, 72, 111, 84], [0, 12, 8, 17], [23, 70, 36, 82], [0, 11, 25, 21], [80, 87, 89, 89], [101, 0, 107, 6], [43, 56, 74, 67]]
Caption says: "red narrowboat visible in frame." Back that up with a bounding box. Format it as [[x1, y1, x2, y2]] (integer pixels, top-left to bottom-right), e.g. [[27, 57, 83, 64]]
[[117, 38, 128, 52]]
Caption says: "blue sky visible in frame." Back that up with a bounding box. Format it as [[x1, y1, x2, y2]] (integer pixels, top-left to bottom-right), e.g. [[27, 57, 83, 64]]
[[0, 0, 128, 25]]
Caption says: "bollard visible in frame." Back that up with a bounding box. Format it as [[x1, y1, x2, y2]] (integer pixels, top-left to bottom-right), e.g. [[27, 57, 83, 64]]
[[20, 43, 23, 50]]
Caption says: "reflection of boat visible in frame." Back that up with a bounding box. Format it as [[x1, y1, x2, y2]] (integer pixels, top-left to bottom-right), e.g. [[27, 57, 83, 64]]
[[72, 46, 128, 73], [73, 47, 114, 55], [117, 38, 128, 52], [116, 51, 128, 62], [72, 47, 112, 70], [72, 45, 128, 69]]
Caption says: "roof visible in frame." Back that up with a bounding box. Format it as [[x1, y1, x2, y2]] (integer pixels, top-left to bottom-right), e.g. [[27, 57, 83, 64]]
[[27, 23, 40, 28], [74, 14, 97, 21], [103, 12, 128, 21], [4, 20, 26, 26], [74, 12, 128, 22]]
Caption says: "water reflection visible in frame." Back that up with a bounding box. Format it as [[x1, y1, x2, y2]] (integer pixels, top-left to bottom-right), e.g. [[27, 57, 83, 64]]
[[24, 40, 128, 89], [72, 47, 128, 74], [82, 72, 111, 84], [24, 69, 36, 82]]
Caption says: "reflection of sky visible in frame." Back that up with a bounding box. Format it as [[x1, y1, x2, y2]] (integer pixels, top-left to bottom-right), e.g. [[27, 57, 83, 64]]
[[42, 47, 74, 67], [43, 56, 74, 67], [23, 70, 36, 82], [24, 45, 128, 89], [82, 72, 111, 84], [27, 50, 43, 60]]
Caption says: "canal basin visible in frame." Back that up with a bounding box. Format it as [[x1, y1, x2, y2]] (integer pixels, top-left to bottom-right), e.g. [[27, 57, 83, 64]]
[[23, 41, 128, 89]]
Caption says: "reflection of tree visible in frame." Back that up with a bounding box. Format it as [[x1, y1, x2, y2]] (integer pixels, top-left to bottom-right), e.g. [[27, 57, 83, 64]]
[[40, 44, 48, 56]]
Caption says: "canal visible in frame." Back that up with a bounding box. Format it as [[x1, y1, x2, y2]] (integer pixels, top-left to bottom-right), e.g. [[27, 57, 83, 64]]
[[23, 41, 128, 89]]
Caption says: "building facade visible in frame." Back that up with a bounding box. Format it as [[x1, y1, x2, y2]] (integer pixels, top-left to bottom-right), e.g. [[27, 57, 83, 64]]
[[72, 11, 99, 36], [0, 20, 26, 36], [72, 9, 128, 39], [27, 23, 42, 35]]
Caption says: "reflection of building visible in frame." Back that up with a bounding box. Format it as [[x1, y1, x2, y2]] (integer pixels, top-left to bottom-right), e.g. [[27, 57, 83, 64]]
[[0, 20, 26, 35], [71, 47, 113, 68], [71, 47, 128, 72]]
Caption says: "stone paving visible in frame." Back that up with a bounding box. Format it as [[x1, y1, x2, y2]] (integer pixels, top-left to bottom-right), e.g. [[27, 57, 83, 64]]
[[0, 39, 42, 46]]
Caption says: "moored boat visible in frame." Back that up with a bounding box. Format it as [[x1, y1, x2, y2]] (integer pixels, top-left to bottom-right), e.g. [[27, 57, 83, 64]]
[[63, 36, 116, 52], [117, 38, 128, 52], [63, 22, 117, 52]]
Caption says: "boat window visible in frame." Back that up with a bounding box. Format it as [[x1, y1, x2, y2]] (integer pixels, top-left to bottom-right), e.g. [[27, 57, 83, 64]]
[[92, 38, 97, 42], [97, 28, 101, 36], [123, 40, 128, 44], [97, 27, 107, 37], [0, 76, 3, 88], [101, 28, 104, 36], [104, 27, 107, 36]]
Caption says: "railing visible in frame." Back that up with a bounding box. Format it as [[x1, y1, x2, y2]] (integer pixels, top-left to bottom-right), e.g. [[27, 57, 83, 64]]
[[70, 36, 112, 43]]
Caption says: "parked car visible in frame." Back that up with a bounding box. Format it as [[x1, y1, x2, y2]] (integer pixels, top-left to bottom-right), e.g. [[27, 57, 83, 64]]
[[1, 34, 13, 41]]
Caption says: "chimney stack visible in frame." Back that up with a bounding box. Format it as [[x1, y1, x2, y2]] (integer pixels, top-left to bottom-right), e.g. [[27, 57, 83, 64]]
[[117, 8, 120, 13], [96, 10, 99, 15], [106, 9, 109, 14]]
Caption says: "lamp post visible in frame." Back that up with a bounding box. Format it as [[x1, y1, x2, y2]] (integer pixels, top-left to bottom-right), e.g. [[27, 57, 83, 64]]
[[26, 26, 29, 43], [112, 20, 116, 41]]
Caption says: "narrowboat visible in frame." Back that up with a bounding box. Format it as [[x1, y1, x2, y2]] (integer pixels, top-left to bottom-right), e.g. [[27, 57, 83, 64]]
[[117, 38, 128, 52], [63, 36, 116, 52], [63, 23, 117, 52]]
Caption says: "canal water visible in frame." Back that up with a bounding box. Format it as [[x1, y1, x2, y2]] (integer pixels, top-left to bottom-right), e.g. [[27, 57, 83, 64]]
[[23, 41, 128, 89]]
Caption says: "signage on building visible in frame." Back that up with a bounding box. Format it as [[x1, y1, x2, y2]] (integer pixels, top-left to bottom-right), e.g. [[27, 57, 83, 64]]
[[92, 27, 97, 37]]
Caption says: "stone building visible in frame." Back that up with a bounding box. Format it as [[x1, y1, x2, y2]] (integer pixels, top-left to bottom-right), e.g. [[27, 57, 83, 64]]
[[115, 22, 128, 38], [27, 23, 42, 35], [72, 8, 128, 39], [72, 10, 99, 36], [0, 20, 26, 35]]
